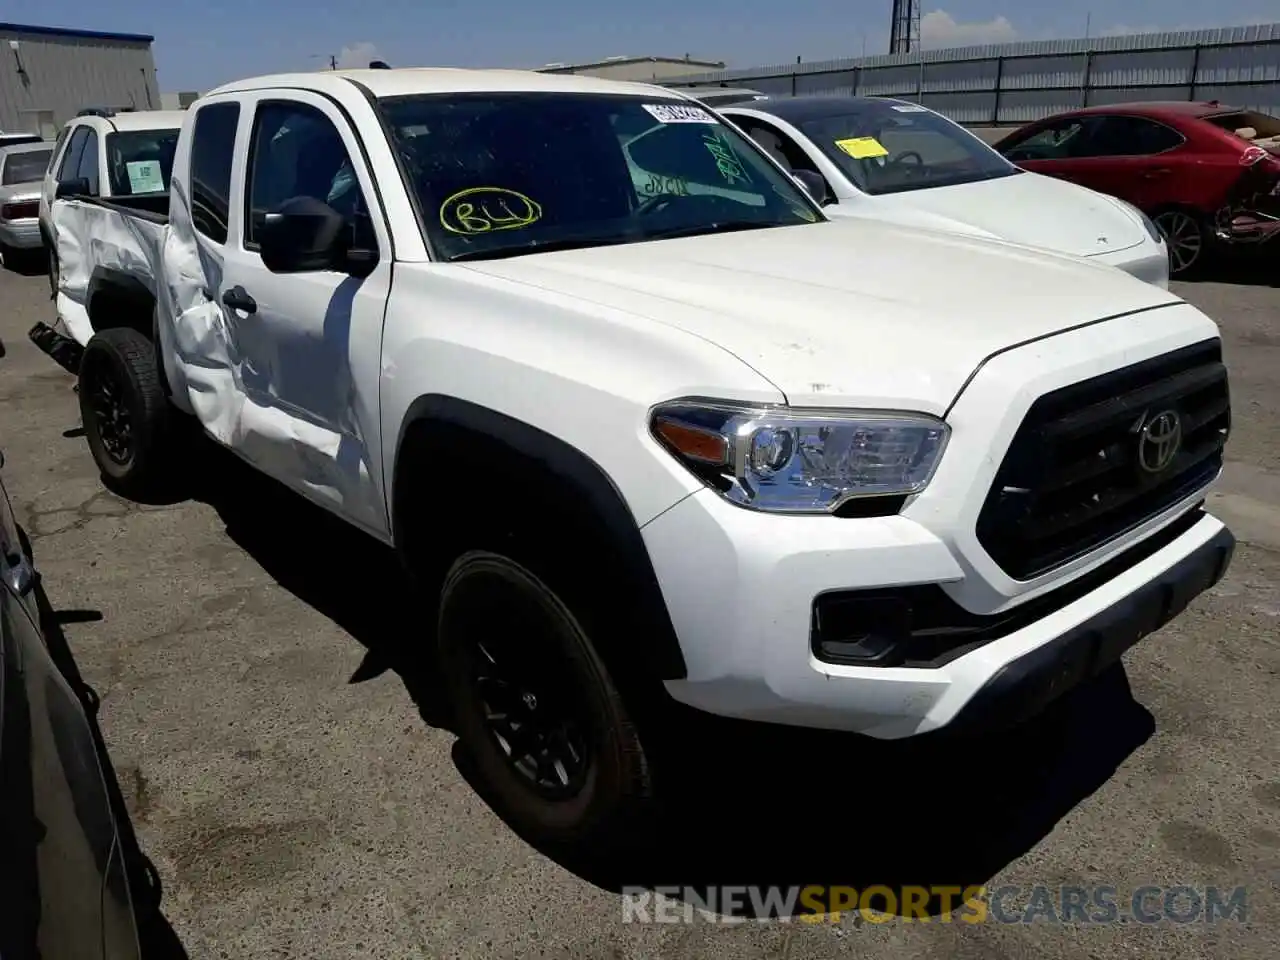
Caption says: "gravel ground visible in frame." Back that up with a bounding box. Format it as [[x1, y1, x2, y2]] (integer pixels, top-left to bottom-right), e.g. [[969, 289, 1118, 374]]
[[1, 253, 1277, 959]]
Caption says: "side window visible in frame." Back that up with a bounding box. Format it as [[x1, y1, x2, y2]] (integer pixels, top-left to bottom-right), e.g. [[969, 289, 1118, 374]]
[[75, 129, 100, 194], [189, 102, 241, 244], [244, 100, 371, 250], [1001, 120, 1085, 161], [740, 119, 822, 177], [1085, 116, 1185, 157], [49, 125, 71, 173], [56, 127, 89, 180]]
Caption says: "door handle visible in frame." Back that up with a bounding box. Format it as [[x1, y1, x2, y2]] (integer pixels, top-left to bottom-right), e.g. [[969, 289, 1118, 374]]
[[222, 285, 257, 314]]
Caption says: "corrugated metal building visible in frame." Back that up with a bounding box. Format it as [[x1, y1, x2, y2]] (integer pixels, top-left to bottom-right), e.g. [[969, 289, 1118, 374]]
[[0, 22, 160, 138], [666, 22, 1280, 126], [538, 55, 726, 82]]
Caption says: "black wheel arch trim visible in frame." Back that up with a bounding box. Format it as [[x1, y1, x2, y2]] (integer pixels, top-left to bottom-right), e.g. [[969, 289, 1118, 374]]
[[393, 394, 688, 681], [85, 266, 155, 334]]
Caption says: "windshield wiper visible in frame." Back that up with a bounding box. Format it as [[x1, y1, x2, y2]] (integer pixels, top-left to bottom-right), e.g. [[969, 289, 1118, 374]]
[[446, 236, 631, 262], [643, 220, 782, 242]]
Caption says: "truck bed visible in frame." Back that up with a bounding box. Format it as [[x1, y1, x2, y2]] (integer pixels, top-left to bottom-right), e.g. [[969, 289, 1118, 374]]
[[49, 196, 169, 346]]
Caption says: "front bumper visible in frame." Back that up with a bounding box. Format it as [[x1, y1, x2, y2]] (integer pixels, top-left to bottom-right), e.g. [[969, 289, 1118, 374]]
[[645, 491, 1231, 738]]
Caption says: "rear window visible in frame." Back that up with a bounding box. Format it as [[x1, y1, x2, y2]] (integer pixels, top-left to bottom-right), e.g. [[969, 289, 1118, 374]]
[[2, 149, 53, 185], [105, 129, 180, 195], [1203, 110, 1280, 141]]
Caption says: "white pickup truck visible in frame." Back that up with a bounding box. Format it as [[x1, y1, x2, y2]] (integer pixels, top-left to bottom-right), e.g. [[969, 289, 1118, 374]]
[[36, 68, 1235, 853]]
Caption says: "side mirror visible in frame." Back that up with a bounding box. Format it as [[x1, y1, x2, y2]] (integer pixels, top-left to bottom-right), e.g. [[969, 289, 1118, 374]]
[[55, 177, 91, 200], [258, 196, 357, 274], [791, 169, 831, 206]]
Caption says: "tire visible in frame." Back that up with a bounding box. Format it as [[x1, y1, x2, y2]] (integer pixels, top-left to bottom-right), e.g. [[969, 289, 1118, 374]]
[[437, 550, 654, 855], [78, 327, 172, 498], [1152, 208, 1209, 277]]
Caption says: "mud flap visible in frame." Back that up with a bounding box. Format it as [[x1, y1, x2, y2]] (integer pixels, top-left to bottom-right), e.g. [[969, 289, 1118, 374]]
[[28, 320, 84, 374]]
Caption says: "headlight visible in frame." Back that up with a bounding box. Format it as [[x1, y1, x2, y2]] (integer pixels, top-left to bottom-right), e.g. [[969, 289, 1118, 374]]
[[650, 401, 949, 514], [1118, 199, 1164, 245]]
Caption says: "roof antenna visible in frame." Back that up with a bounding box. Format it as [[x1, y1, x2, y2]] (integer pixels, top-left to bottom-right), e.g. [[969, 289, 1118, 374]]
[[369, 60, 391, 69]]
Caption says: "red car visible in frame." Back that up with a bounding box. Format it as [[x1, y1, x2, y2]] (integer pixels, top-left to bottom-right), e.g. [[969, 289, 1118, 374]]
[[994, 101, 1280, 275]]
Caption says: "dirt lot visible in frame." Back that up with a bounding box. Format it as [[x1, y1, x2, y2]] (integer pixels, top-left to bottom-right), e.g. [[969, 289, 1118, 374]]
[[1, 257, 1278, 959]]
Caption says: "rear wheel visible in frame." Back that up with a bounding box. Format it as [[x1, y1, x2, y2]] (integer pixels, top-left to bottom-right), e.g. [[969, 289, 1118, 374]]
[[1152, 209, 1208, 276], [78, 328, 172, 498], [437, 551, 655, 854]]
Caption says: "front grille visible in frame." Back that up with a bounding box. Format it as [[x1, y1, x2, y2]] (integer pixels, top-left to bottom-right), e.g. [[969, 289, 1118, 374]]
[[976, 339, 1229, 580]]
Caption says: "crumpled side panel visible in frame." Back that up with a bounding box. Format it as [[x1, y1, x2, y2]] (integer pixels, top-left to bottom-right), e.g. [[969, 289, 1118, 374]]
[[52, 184, 388, 536], [50, 199, 165, 347]]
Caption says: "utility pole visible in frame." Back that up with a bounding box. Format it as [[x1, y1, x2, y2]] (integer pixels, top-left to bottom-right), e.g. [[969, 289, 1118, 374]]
[[310, 53, 338, 70]]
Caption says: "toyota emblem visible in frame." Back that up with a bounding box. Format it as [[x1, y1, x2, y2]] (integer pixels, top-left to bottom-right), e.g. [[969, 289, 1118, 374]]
[[1137, 410, 1182, 474]]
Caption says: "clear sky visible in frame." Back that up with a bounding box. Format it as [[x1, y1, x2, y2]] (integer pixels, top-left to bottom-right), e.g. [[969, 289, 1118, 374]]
[[8, 0, 1280, 91]]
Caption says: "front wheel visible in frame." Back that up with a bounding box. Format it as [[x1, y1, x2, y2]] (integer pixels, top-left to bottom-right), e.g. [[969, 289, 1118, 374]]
[[78, 327, 172, 499], [437, 551, 655, 855], [1152, 209, 1208, 276]]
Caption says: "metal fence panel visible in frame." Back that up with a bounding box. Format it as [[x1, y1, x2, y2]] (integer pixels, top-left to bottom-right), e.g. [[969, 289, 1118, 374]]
[[1195, 41, 1280, 84], [1194, 82, 1280, 111], [794, 70, 855, 96], [922, 58, 999, 93], [666, 24, 1280, 128], [999, 54, 1087, 90], [996, 88, 1087, 124], [1090, 48, 1196, 87], [920, 91, 999, 124]]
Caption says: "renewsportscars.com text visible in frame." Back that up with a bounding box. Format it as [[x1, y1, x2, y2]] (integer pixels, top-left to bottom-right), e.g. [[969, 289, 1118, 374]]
[[621, 884, 1249, 925]]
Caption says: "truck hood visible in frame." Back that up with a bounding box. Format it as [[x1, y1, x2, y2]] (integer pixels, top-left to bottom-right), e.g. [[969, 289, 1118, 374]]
[[838, 171, 1147, 258], [460, 217, 1182, 412]]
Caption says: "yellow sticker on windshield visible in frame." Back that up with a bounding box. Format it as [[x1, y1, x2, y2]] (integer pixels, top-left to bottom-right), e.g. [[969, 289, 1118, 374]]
[[440, 187, 542, 235], [835, 136, 889, 159]]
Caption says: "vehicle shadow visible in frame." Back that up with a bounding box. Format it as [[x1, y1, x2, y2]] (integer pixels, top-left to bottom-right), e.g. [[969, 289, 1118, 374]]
[[1, 249, 47, 278], [183, 441, 454, 732], [465, 664, 1155, 919], [33, 585, 190, 958], [172, 439, 1156, 921]]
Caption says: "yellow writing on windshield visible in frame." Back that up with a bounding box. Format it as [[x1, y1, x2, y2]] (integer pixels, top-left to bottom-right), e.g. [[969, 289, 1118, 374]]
[[440, 187, 543, 234], [835, 136, 889, 159]]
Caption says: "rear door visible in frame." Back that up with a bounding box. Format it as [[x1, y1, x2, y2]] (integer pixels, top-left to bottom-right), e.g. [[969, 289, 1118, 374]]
[[1053, 115, 1188, 209], [212, 91, 394, 537]]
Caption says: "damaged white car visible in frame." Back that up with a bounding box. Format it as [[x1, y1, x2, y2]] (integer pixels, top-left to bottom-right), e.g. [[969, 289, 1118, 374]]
[[36, 69, 1233, 854]]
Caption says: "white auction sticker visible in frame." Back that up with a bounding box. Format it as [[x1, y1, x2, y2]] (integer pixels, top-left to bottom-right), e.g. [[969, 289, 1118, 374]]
[[643, 103, 717, 124]]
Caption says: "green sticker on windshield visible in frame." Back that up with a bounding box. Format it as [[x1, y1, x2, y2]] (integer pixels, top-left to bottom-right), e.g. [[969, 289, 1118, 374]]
[[125, 160, 164, 194], [440, 187, 542, 234], [701, 129, 751, 186]]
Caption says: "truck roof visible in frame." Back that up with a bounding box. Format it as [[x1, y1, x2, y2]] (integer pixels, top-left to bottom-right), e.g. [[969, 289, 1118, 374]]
[[206, 67, 689, 101], [75, 110, 188, 133]]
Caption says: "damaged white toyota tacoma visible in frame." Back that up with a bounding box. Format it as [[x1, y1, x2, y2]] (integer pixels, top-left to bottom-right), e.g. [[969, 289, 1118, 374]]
[[35, 68, 1235, 852]]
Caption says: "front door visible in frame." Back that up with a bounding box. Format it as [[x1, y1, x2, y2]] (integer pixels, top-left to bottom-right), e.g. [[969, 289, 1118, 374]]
[[186, 92, 394, 538]]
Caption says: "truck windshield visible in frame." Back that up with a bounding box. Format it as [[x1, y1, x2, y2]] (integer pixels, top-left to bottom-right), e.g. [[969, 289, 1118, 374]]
[[376, 92, 822, 261], [796, 101, 1019, 196], [105, 129, 180, 196]]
